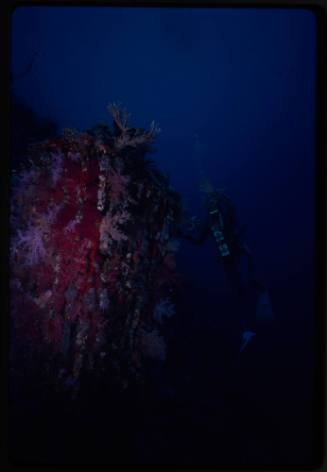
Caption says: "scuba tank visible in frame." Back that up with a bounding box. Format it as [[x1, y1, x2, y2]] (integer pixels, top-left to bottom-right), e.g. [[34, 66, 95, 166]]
[[208, 202, 230, 258], [192, 133, 232, 259]]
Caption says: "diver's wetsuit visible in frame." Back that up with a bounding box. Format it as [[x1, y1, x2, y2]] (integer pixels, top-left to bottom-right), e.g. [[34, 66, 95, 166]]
[[179, 192, 263, 333]]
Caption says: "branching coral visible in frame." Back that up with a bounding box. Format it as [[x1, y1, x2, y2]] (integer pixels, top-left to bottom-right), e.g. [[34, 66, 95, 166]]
[[108, 102, 161, 151], [108, 102, 130, 133]]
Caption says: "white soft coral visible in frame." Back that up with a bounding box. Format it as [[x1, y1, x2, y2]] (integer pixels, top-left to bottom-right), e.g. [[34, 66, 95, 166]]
[[108, 170, 130, 205], [99, 210, 131, 251], [13, 224, 46, 266]]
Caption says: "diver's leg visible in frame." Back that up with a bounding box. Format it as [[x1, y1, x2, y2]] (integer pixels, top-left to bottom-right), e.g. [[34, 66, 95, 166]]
[[223, 257, 252, 337], [242, 247, 274, 327], [242, 245, 266, 292], [223, 256, 244, 297]]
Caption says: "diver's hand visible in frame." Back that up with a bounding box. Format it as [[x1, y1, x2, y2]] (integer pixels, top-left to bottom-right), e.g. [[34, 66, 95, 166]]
[[240, 330, 256, 353]]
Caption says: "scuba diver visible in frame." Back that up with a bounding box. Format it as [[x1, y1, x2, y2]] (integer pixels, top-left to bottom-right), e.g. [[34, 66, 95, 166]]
[[178, 135, 273, 353], [180, 181, 273, 352]]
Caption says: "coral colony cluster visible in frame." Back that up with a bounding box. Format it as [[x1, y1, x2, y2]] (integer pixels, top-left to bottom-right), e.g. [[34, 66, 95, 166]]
[[10, 104, 182, 393]]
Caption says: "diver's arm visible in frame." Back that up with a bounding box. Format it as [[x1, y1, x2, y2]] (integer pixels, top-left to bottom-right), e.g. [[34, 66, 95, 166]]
[[178, 216, 210, 245], [189, 218, 210, 245]]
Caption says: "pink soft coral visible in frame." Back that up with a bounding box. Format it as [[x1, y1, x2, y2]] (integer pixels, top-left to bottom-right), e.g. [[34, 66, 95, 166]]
[[50, 151, 64, 185]]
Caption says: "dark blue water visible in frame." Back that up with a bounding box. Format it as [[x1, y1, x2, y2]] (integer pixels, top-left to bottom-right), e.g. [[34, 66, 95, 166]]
[[10, 6, 317, 467]]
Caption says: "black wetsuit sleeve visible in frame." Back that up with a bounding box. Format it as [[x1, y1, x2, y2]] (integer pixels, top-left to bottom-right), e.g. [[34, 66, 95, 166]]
[[177, 217, 210, 245]]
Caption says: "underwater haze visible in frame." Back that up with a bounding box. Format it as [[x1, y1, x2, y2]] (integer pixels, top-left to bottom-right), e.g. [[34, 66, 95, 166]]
[[10, 6, 317, 468]]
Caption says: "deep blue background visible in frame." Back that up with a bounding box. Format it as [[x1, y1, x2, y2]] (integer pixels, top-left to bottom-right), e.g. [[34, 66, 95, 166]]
[[10, 6, 317, 467]]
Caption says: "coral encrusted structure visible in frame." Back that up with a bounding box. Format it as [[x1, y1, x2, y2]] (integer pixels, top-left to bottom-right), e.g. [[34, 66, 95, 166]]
[[10, 104, 182, 392]]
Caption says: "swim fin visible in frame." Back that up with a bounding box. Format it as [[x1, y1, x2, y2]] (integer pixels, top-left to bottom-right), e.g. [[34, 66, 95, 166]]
[[240, 330, 256, 352]]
